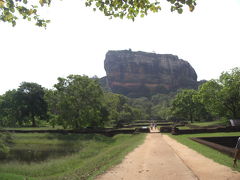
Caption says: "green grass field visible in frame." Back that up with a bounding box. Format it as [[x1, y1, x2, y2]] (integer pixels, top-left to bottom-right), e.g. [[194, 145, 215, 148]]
[[168, 132, 240, 171], [177, 119, 230, 130], [1, 119, 238, 179], [190, 119, 230, 127], [2, 126, 64, 130], [0, 133, 146, 180]]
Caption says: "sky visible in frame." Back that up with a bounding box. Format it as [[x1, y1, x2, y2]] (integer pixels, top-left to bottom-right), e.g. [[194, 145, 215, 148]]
[[0, 0, 240, 95]]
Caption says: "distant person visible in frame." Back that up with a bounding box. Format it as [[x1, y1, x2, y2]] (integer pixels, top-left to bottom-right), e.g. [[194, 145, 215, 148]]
[[233, 137, 240, 167], [150, 123, 153, 130]]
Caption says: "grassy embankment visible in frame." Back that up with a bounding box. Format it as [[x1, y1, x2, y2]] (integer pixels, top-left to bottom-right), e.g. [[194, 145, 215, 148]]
[[190, 119, 230, 127], [2, 126, 64, 130], [0, 133, 146, 180], [168, 132, 240, 171], [177, 119, 230, 130]]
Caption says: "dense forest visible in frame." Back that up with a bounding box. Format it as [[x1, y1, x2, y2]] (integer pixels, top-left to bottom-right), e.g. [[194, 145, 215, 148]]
[[0, 75, 175, 128]]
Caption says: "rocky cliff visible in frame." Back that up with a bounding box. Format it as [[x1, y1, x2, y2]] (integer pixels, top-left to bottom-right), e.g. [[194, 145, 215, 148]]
[[102, 50, 198, 97]]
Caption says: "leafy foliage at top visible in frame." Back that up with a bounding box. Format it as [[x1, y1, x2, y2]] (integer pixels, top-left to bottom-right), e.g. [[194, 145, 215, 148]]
[[86, 0, 196, 20], [0, 0, 197, 27], [0, 0, 51, 27]]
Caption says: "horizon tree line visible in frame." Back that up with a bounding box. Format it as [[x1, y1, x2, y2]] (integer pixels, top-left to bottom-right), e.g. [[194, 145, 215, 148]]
[[0, 67, 240, 128]]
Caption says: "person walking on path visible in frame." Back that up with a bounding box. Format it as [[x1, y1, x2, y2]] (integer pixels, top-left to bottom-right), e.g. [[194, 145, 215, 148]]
[[233, 137, 240, 167]]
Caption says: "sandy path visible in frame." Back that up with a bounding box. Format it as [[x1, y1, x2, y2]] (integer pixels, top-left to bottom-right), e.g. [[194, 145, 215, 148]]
[[96, 133, 240, 180], [96, 133, 197, 180], [163, 135, 240, 180]]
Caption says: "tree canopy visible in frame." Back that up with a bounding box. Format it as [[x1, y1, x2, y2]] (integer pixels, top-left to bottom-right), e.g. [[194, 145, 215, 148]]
[[16, 82, 48, 127], [170, 67, 240, 122], [0, 0, 197, 27], [0, 90, 18, 127], [51, 75, 108, 129], [0, 82, 47, 127], [171, 89, 210, 122], [199, 68, 240, 119]]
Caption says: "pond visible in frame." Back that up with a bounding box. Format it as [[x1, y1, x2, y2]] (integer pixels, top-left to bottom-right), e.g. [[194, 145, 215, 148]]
[[0, 145, 79, 163]]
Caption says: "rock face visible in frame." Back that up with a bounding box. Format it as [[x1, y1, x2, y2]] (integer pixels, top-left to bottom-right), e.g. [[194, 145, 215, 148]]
[[103, 50, 198, 97]]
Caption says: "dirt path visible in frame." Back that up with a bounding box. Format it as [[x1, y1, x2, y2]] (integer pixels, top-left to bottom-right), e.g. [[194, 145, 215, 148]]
[[163, 135, 240, 180], [96, 133, 240, 180], [149, 127, 159, 133]]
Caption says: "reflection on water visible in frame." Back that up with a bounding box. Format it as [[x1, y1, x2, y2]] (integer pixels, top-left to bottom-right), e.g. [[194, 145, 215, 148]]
[[0, 148, 79, 163]]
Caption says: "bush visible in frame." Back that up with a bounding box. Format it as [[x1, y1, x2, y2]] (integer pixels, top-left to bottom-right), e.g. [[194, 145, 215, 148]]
[[0, 132, 12, 158]]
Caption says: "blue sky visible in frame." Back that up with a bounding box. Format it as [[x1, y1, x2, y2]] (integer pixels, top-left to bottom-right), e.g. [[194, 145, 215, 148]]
[[0, 0, 240, 94]]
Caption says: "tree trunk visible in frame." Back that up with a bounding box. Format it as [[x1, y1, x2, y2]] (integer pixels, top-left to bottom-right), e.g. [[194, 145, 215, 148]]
[[232, 106, 237, 119], [32, 114, 36, 127], [190, 113, 193, 123]]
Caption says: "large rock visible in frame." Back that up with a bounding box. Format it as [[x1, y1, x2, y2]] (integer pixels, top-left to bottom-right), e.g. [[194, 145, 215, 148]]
[[103, 50, 198, 97]]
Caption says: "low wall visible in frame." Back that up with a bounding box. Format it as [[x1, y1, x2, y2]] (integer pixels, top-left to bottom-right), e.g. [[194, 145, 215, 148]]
[[191, 136, 238, 158], [123, 123, 173, 128], [174, 126, 240, 135], [135, 127, 150, 133], [160, 126, 172, 133], [160, 126, 240, 134]]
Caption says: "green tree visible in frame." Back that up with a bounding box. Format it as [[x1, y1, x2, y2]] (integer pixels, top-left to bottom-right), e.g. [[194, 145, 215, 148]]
[[171, 89, 209, 122], [118, 103, 141, 122], [199, 68, 240, 119], [16, 82, 48, 127], [198, 80, 223, 118], [130, 97, 152, 120], [0, 0, 197, 27], [104, 92, 142, 126], [152, 104, 171, 120], [151, 93, 175, 120], [54, 75, 108, 129], [104, 92, 122, 124], [0, 131, 12, 158], [44, 89, 60, 127], [118, 104, 133, 122], [0, 90, 19, 127]]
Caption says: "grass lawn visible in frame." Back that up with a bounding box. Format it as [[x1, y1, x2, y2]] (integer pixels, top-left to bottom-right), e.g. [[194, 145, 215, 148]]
[[177, 119, 229, 130], [190, 119, 230, 127], [168, 132, 240, 171], [177, 126, 190, 130], [0, 133, 146, 180], [2, 126, 64, 130]]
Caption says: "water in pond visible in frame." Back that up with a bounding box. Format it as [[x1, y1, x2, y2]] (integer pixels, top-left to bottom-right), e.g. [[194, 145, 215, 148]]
[[0, 146, 80, 163], [199, 136, 239, 148], [191, 136, 239, 157]]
